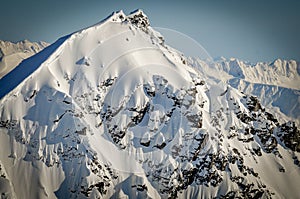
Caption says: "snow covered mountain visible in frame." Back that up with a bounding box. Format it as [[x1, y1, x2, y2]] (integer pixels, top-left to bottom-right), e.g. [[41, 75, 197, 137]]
[[0, 40, 49, 79], [215, 57, 299, 89], [189, 57, 300, 124], [0, 10, 299, 199]]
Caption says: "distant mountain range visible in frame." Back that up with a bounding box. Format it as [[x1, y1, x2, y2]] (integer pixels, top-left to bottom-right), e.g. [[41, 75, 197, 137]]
[[0, 40, 48, 78], [190, 57, 300, 124], [0, 10, 299, 199]]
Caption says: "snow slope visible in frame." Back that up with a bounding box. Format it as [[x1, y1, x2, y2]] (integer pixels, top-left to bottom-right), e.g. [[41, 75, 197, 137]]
[[0, 10, 299, 199], [0, 40, 49, 79]]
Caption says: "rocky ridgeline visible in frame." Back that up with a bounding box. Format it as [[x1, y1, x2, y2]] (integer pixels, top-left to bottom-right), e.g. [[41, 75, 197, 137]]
[[0, 87, 119, 198], [1, 68, 299, 198], [69, 69, 298, 198]]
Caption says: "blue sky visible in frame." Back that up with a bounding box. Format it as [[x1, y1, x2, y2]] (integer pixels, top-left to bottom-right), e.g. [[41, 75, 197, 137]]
[[1, 0, 299, 62]]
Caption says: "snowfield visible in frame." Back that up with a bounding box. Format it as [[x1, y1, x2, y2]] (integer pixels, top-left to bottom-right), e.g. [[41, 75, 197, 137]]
[[0, 10, 299, 199]]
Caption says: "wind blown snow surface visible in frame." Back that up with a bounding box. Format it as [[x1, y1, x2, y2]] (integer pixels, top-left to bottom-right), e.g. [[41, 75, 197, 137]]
[[0, 10, 299, 199]]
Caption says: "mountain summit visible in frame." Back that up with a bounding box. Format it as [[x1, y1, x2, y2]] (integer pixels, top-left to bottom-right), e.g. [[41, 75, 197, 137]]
[[0, 10, 299, 199]]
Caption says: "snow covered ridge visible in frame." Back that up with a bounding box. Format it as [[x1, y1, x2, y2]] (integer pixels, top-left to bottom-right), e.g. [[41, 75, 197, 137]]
[[214, 57, 300, 90], [220, 57, 300, 121], [189, 57, 300, 123], [0, 10, 300, 199], [0, 40, 49, 79]]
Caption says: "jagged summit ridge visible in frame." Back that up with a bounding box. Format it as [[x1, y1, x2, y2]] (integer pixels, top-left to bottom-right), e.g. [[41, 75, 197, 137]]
[[0, 10, 299, 199], [73, 9, 150, 38]]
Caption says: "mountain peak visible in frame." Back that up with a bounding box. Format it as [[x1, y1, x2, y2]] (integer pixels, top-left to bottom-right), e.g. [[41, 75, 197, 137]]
[[104, 9, 149, 26], [129, 9, 148, 21], [127, 9, 150, 30], [270, 58, 283, 66], [110, 9, 150, 29]]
